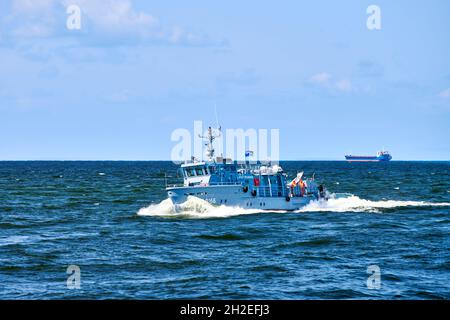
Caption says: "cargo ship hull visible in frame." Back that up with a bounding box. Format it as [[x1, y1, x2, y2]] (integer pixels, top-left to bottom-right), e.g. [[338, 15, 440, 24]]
[[345, 151, 392, 162]]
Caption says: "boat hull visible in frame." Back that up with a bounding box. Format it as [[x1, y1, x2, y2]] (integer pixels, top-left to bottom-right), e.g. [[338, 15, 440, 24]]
[[166, 185, 316, 211], [345, 155, 392, 162]]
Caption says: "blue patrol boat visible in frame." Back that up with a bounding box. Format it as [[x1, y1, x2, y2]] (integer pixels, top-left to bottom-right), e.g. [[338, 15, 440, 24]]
[[166, 126, 326, 211], [345, 150, 392, 162]]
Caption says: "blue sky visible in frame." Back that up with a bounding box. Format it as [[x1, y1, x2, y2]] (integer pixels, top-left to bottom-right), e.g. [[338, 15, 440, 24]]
[[0, 0, 449, 160]]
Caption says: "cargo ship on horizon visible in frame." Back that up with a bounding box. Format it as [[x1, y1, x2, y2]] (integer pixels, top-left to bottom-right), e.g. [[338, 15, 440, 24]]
[[345, 150, 392, 162]]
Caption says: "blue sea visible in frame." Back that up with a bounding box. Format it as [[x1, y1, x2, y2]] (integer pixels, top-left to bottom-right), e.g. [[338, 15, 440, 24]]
[[0, 161, 449, 299]]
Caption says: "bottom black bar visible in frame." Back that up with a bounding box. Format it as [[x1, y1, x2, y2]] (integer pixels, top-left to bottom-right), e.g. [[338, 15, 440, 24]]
[[0, 300, 447, 318]]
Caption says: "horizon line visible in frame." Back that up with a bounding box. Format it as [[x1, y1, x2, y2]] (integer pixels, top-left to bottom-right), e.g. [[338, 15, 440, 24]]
[[0, 159, 449, 162]]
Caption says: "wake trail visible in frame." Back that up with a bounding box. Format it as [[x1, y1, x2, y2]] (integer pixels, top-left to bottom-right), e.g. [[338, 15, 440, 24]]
[[298, 194, 450, 213], [137, 194, 450, 218]]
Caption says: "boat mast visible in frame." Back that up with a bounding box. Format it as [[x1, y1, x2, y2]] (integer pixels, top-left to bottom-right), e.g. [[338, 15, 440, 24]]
[[198, 103, 222, 162], [199, 126, 221, 162]]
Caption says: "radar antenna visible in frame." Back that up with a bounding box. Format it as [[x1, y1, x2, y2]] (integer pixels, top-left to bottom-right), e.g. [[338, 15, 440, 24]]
[[198, 103, 222, 161]]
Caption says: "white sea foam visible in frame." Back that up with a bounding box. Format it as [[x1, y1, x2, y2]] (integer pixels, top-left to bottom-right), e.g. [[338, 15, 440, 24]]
[[137, 194, 450, 218], [137, 196, 265, 219], [0, 235, 43, 246], [298, 194, 450, 213]]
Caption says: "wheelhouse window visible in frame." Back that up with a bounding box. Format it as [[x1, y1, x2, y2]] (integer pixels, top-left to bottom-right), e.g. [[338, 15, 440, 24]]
[[185, 168, 196, 177], [195, 167, 204, 176]]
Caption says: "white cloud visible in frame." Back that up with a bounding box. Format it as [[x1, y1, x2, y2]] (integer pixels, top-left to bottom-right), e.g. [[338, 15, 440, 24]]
[[167, 26, 213, 46], [12, 24, 52, 37], [64, 0, 159, 32], [308, 72, 354, 93], [336, 79, 352, 92], [2, 0, 224, 47], [11, 0, 56, 15], [438, 87, 450, 98], [6, 0, 59, 38], [309, 72, 332, 86]]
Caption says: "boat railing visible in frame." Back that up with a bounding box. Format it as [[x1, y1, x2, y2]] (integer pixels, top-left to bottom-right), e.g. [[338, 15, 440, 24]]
[[166, 181, 242, 188], [209, 182, 242, 186], [166, 183, 185, 188], [254, 186, 288, 198], [166, 181, 316, 198]]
